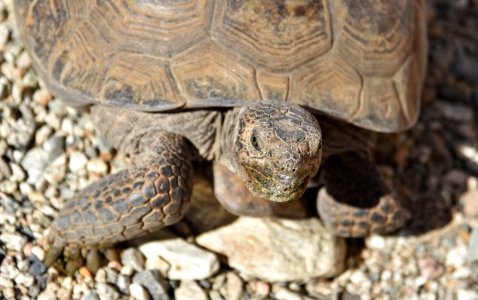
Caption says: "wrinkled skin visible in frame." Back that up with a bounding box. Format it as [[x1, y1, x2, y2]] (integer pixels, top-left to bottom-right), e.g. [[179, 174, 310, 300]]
[[227, 101, 323, 202]]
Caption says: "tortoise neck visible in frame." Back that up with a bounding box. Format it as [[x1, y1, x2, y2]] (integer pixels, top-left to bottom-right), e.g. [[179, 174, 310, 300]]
[[217, 107, 242, 172]]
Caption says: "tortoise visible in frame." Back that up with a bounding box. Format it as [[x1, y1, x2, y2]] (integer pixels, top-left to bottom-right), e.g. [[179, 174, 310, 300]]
[[15, 0, 427, 262]]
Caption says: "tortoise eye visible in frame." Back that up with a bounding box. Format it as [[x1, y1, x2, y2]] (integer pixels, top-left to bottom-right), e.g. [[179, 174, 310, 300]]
[[250, 133, 260, 151]]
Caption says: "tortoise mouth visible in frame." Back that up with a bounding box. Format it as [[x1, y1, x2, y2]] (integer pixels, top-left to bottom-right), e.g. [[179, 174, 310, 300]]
[[243, 164, 308, 202]]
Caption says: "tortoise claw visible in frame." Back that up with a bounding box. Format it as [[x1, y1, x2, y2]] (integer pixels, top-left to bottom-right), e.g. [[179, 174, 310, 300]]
[[44, 246, 63, 268], [44, 238, 67, 268]]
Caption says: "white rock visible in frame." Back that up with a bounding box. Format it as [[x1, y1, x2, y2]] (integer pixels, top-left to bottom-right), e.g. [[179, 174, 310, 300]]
[[226, 272, 243, 300], [21, 147, 48, 184], [196, 217, 345, 282], [129, 283, 151, 300], [1, 232, 27, 252], [87, 158, 108, 174], [175, 280, 208, 300], [139, 237, 219, 280], [31, 246, 45, 261], [69, 151, 88, 172], [458, 290, 478, 300], [366, 235, 386, 250], [446, 245, 467, 268], [272, 286, 303, 300]]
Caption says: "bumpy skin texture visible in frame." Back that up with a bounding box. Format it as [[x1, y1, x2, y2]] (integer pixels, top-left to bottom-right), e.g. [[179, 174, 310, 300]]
[[49, 133, 193, 245], [215, 110, 408, 237], [45, 127, 195, 266], [318, 152, 407, 237], [220, 101, 322, 202]]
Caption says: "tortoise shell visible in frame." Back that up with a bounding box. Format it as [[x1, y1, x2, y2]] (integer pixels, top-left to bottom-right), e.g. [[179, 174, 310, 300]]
[[14, 0, 427, 132]]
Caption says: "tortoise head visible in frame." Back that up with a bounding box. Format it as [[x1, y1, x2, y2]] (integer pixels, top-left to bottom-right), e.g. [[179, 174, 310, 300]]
[[233, 101, 322, 202]]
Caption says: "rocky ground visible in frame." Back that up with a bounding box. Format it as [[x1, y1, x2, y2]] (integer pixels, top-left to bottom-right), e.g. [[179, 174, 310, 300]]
[[1, 0, 478, 299]]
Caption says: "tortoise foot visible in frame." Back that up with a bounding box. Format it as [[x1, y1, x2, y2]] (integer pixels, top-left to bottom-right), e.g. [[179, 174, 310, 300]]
[[317, 152, 409, 237], [317, 188, 408, 237]]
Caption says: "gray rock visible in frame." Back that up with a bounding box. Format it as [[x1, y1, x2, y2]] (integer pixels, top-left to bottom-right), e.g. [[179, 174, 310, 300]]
[[435, 101, 474, 122], [121, 247, 145, 272], [196, 217, 346, 282], [138, 235, 219, 280], [116, 274, 132, 294], [0, 157, 11, 179], [95, 283, 120, 300], [43, 134, 65, 162], [81, 291, 100, 300], [104, 267, 119, 285], [132, 270, 170, 300], [467, 226, 478, 263], [175, 280, 208, 300]]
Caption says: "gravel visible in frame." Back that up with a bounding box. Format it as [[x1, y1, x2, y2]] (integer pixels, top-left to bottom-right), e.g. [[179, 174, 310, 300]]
[[0, 0, 478, 299]]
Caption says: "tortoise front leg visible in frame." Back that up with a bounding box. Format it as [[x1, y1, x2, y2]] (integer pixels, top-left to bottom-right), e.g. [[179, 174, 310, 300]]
[[45, 132, 193, 266], [317, 151, 409, 237]]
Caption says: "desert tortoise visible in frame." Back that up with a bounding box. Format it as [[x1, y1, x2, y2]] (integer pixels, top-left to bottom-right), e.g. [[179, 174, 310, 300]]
[[15, 0, 427, 259]]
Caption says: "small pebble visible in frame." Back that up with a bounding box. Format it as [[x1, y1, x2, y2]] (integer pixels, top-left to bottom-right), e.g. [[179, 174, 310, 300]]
[[226, 272, 243, 300], [81, 290, 100, 300], [460, 190, 478, 217], [175, 280, 208, 300], [69, 151, 88, 172], [20, 147, 48, 183], [95, 283, 120, 300], [116, 274, 131, 294], [31, 245, 45, 261], [132, 270, 170, 300], [121, 247, 145, 272], [130, 283, 152, 300], [467, 226, 478, 263], [87, 158, 108, 174], [79, 267, 93, 279], [272, 286, 303, 300]]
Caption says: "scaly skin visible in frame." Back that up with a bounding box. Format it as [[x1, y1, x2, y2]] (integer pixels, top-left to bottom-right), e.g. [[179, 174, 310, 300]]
[[220, 101, 323, 203], [46, 101, 408, 267], [216, 102, 408, 237], [45, 132, 193, 266], [317, 152, 408, 237]]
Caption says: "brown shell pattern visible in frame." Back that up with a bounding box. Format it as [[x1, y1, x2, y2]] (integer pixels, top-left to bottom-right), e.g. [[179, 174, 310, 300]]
[[15, 0, 427, 132]]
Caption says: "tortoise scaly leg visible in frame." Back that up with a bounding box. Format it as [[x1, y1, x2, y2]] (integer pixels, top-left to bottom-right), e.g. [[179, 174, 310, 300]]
[[317, 152, 409, 237], [45, 132, 193, 268]]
